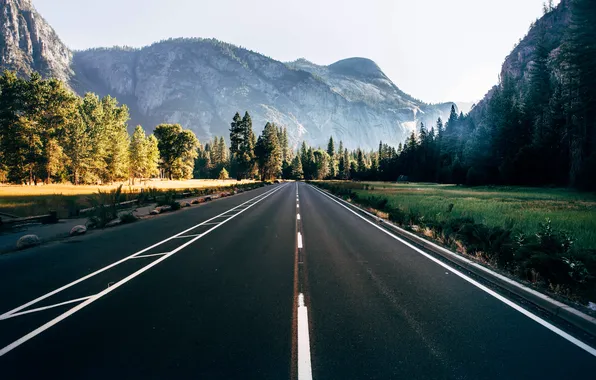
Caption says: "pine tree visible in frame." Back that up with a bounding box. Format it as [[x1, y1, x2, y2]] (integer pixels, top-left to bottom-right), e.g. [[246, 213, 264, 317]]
[[78, 92, 107, 184], [218, 136, 228, 166], [306, 148, 316, 180], [129, 125, 148, 184], [38, 79, 78, 183], [282, 127, 290, 162], [342, 148, 350, 179], [63, 109, 92, 185], [101, 96, 130, 183], [230, 112, 257, 179], [563, 0, 596, 188], [0, 72, 33, 183], [145, 134, 160, 178], [255, 122, 283, 180], [291, 154, 304, 179], [229, 112, 243, 154], [357, 149, 366, 178], [154, 124, 199, 180], [326, 136, 337, 178]]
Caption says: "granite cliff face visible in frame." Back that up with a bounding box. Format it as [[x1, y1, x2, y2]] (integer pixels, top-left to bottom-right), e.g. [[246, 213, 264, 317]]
[[0, 0, 72, 82], [1, 0, 455, 149], [471, 0, 571, 118]]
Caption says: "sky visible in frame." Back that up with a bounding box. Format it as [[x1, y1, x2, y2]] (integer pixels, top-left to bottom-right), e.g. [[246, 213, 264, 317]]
[[34, 0, 556, 104]]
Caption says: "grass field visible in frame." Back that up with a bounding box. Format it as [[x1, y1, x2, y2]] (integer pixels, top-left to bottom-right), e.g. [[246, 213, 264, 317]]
[[333, 181, 596, 250], [0, 179, 254, 218]]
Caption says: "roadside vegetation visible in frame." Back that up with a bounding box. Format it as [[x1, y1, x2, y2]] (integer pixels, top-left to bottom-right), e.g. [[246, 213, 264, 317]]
[[313, 181, 596, 304]]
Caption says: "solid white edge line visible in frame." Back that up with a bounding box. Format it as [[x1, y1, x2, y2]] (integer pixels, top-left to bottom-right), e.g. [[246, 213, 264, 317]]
[[309, 184, 596, 357], [0, 185, 281, 320], [297, 293, 313, 380], [0, 185, 287, 356], [297, 232, 303, 249], [335, 194, 586, 314], [0, 296, 94, 321]]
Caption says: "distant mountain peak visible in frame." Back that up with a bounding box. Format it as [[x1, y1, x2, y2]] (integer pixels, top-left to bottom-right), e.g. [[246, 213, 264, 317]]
[[0, 0, 72, 82], [328, 57, 384, 78]]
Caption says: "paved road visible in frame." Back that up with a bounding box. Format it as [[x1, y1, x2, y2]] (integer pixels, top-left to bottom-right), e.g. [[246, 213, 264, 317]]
[[0, 182, 594, 379]]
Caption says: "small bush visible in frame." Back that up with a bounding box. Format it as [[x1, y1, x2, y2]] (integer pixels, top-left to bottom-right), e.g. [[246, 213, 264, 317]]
[[388, 208, 406, 224], [157, 190, 177, 206], [219, 168, 230, 180], [86, 185, 123, 228]]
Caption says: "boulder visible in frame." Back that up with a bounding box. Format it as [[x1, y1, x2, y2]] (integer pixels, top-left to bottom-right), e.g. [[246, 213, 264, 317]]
[[16, 234, 41, 250], [180, 202, 192, 208], [70, 225, 87, 236], [150, 209, 160, 215], [105, 218, 122, 228]]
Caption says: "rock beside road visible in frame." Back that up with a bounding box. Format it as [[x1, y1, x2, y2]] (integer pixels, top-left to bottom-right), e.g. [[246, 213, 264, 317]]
[[16, 234, 41, 250], [105, 218, 122, 228], [70, 225, 87, 236]]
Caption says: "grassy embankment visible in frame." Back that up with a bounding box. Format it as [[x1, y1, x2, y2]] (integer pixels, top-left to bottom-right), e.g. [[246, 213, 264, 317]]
[[313, 181, 596, 303], [0, 179, 255, 218]]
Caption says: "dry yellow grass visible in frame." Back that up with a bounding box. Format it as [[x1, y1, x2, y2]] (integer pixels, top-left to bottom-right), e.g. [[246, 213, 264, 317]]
[[0, 179, 254, 196], [0, 179, 255, 218]]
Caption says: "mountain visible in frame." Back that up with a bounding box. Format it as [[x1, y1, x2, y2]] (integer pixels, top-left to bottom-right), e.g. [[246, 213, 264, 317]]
[[71, 42, 455, 149], [470, 0, 571, 118], [0, 0, 455, 150], [0, 0, 72, 82]]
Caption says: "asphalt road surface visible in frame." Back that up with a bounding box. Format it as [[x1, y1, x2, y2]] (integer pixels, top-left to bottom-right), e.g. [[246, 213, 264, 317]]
[[0, 182, 594, 379]]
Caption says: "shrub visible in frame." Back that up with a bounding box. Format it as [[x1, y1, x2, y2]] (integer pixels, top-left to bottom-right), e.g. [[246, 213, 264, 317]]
[[388, 208, 406, 224], [157, 190, 177, 206], [219, 168, 229, 180], [86, 185, 123, 228]]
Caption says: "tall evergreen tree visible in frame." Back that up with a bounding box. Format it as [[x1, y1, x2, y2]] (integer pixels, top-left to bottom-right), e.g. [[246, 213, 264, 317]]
[[255, 122, 282, 180], [342, 148, 350, 179], [291, 154, 304, 180], [154, 124, 199, 180], [129, 125, 148, 184]]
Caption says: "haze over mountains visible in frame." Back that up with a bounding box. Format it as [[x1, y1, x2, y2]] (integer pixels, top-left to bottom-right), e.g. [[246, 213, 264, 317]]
[[0, 0, 457, 149]]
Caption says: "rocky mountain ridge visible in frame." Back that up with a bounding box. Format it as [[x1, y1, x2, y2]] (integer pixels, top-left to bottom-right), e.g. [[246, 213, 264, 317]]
[[1, 0, 455, 149]]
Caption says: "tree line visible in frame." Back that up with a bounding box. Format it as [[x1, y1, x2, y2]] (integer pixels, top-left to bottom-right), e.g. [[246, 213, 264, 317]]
[[428, 0, 595, 190], [330, 0, 595, 190], [0, 71, 201, 185]]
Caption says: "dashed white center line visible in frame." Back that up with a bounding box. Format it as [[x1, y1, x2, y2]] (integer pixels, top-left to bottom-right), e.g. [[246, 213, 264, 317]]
[[297, 232, 303, 249], [297, 213, 301, 220], [297, 293, 313, 380]]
